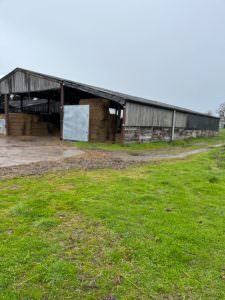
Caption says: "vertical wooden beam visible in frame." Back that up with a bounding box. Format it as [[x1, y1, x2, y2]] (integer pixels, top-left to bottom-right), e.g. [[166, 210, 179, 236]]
[[171, 110, 176, 141], [60, 84, 64, 140], [116, 107, 121, 132], [121, 103, 126, 144], [20, 95, 23, 112], [4, 94, 9, 136], [47, 99, 50, 114]]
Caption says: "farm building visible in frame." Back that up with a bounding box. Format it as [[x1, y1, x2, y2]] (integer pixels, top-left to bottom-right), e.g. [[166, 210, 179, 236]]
[[0, 68, 220, 143]]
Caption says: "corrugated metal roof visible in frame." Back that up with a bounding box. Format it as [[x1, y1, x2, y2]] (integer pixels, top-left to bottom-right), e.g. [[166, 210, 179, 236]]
[[0, 67, 219, 119]]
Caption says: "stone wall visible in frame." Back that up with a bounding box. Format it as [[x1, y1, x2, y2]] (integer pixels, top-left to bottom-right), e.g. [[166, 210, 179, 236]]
[[174, 128, 217, 140], [123, 126, 218, 143]]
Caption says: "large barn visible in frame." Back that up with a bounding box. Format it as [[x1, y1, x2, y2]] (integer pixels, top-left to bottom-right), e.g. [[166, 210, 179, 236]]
[[0, 68, 219, 143]]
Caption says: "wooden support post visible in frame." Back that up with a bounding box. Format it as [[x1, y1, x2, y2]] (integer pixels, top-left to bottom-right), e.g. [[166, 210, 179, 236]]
[[47, 99, 50, 114], [116, 108, 121, 132], [4, 94, 9, 136], [20, 96, 23, 112], [121, 103, 126, 144], [171, 110, 176, 141], [60, 84, 64, 140]]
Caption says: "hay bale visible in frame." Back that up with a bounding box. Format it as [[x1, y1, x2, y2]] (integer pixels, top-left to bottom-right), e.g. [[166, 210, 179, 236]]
[[80, 99, 110, 142], [8, 113, 50, 136]]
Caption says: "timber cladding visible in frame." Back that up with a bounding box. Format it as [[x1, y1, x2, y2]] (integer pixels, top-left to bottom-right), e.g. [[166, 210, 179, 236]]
[[125, 102, 173, 127], [0, 70, 60, 94], [125, 102, 218, 130], [125, 102, 188, 128]]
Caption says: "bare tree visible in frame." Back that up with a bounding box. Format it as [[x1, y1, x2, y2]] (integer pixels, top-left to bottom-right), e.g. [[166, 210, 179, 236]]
[[217, 103, 225, 117]]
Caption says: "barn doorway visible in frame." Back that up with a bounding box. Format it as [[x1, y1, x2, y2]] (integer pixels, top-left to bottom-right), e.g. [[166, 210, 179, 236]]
[[7, 90, 60, 137]]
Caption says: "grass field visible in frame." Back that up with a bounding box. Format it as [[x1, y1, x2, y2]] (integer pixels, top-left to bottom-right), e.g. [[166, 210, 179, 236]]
[[74, 130, 225, 152], [1, 142, 225, 298]]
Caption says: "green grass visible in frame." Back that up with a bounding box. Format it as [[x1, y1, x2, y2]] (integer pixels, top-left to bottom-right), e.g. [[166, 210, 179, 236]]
[[73, 129, 225, 152], [0, 149, 225, 299]]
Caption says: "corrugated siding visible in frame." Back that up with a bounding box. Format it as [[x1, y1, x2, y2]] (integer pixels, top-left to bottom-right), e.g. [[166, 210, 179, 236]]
[[0, 70, 60, 94], [175, 112, 187, 128], [187, 114, 219, 131], [126, 102, 173, 127]]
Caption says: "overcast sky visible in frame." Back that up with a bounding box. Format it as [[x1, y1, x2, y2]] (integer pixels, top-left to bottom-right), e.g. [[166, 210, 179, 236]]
[[0, 0, 225, 115]]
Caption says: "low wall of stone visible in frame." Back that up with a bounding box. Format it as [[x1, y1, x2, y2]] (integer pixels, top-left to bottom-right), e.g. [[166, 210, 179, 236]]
[[174, 128, 217, 140], [123, 126, 218, 143]]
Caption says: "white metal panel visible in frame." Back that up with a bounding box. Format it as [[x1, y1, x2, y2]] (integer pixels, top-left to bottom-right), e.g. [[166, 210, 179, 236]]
[[0, 119, 6, 135], [63, 105, 89, 141]]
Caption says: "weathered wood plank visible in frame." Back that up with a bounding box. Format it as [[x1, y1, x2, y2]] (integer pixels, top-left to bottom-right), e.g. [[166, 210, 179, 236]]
[[0, 70, 60, 94], [125, 102, 173, 127]]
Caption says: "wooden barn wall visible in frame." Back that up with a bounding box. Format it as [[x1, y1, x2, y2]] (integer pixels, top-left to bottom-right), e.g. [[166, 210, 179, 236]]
[[175, 112, 187, 128], [29, 75, 60, 92], [0, 76, 11, 94], [125, 102, 173, 127], [125, 103, 188, 128], [0, 70, 60, 94]]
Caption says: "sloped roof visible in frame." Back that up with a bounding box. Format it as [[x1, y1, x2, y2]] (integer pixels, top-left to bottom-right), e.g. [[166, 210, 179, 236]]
[[0, 68, 219, 119]]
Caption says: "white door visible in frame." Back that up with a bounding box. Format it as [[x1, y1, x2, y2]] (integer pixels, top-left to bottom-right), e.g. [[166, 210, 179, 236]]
[[63, 105, 89, 141]]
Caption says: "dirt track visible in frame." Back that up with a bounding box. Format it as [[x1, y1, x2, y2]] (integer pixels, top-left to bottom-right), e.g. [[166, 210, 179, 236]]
[[0, 136, 223, 179]]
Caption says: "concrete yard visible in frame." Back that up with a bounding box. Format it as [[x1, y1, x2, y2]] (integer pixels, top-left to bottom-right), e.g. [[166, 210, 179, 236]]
[[0, 136, 83, 167]]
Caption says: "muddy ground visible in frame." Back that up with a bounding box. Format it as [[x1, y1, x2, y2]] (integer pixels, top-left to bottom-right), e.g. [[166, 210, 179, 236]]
[[0, 150, 129, 179], [0, 136, 223, 179], [0, 136, 83, 167], [0, 136, 129, 179]]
